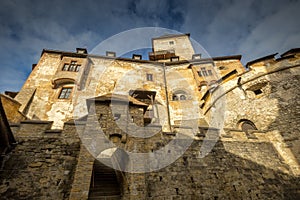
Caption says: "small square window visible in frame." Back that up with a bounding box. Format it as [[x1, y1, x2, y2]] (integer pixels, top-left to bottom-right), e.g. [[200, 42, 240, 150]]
[[58, 87, 72, 99], [169, 41, 174, 45], [147, 73, 153, 81], [114, 113, 121, 121]]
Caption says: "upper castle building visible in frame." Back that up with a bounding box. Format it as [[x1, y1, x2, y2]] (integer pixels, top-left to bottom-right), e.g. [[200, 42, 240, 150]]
[[0, 33, 299, 199]]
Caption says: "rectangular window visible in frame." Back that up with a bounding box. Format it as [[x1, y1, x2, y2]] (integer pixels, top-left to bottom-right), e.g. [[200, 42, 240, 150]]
[[58, 87, 72, 99], [197, 71, 202, 77], [192, 54, 201, 60], [132, 54, 142, 60], [62, 64, 69, 71], [170, 56, 179, 62], [147, 73, 153, 81], [169, 41, 174, 45], [62, 61, 80, 72], [106, 51, 116, 57], [208, 70, 213, 76], [75, 65, 81, 72], [69, 64, 76, 71], [201, 67, 208, 76]]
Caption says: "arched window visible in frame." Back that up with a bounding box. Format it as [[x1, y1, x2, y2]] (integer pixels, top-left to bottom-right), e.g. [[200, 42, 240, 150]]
[[180, 95, 186, 100], [172, 95, 178, 101], [172, 90, 188, 101], [54, 80, 75, 99], [238, 119, 257, 133]]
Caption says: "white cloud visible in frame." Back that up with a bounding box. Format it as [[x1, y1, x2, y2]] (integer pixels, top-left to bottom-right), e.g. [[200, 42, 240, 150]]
[[237, 0, 300, 62], [1, 0, 300, 92]]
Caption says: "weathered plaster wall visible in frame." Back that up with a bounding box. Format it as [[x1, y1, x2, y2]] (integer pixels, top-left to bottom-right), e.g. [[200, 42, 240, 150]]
[[166, 64, 203, 126], [0, 94, 26, 123], [204, 58, 300, 171]]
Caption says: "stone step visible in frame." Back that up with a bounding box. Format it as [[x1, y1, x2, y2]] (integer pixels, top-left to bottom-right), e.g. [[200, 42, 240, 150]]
[[88, 190, 120, 197], [88, 160, 121, 199], [88, 195, 121, 200]]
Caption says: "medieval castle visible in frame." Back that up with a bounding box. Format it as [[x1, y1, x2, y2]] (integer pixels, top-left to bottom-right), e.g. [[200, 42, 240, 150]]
[[0, 33, 299, 199]]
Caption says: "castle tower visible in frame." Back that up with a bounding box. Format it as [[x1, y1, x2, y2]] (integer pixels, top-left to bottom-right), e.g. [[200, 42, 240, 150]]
[[149, 33, 195, 62]]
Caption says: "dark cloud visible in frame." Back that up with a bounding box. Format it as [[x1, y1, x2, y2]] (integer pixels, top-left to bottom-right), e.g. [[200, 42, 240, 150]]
[[0, 0, 299, 92]]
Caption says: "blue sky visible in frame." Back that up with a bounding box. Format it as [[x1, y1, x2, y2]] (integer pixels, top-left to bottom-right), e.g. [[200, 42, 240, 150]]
[[0, 0, 299, 92]]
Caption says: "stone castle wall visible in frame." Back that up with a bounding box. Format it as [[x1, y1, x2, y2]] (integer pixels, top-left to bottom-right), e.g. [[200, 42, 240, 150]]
[[0, 121, 81, 199]]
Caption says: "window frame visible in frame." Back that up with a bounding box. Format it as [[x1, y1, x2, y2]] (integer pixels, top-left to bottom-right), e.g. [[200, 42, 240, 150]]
[[62, 61, 80, 72], [146, 73, 153, 81], [58, 87, 73, 99], [201, 67, 208, 76]]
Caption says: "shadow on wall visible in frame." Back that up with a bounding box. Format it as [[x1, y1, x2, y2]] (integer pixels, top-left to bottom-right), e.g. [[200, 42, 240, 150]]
[[146, 140, 300, 199], [266, 65, 300, 163]]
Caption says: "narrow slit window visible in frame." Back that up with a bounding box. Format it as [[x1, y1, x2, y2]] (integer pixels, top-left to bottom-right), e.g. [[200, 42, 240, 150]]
[[75, 65, 81, 72], [62, 64, 69, 71], [69, 64, 76, 71]]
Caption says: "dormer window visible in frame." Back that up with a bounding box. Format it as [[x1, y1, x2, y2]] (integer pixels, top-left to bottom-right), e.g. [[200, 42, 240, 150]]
[[62, 61, 80, 72], [192, 54, 201, 60], [132, 54, 142, 60], [170, 56, 179, 62], [106, 51, 116, 57], [76, 48, 87, 54]]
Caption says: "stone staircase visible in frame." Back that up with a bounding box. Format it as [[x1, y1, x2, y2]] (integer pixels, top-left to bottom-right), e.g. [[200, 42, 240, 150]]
[[88, 160, 121, 200]]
